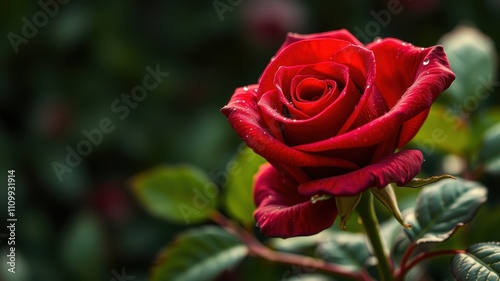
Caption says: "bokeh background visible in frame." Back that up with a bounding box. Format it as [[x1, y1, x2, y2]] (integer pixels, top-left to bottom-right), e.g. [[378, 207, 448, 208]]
[[1, 0, 499, 280]]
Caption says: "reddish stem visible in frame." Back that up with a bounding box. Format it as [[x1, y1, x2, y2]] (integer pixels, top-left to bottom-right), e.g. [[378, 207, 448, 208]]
[[399, 243, 416, 274], [396, 249, 465, 280], [210, 211, 372, 281]]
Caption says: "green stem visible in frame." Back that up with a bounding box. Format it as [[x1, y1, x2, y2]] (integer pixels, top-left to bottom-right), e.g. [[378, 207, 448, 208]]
[[357, 192, 394, 281]]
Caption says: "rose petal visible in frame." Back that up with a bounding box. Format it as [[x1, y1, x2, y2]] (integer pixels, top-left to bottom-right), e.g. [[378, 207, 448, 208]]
[[221, 85, 360, 170], [254, 163, 337, 237], [298, 149, 424, 197], [294, 42, 455, 152], [259, 39, 372, 93], [276, 29, 363, 55], [259, 63, 363, 146], [274, 62, 349, 115], [367, 39, 456, 147], [275, 62, 350, 118]]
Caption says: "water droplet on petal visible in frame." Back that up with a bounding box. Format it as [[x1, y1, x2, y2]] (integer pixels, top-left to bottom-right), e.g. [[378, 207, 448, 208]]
[[243, 86, 249, 91], [423, 59, 430, 66], [402, 42, 407, 46], [374, 37, 382, 43]]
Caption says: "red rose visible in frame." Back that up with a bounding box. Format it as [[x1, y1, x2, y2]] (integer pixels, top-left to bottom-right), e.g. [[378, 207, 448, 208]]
[[221, 29, 455, 238]]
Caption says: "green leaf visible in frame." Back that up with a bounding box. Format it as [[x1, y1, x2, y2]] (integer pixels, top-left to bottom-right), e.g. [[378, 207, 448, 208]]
[[132, 165, 218, 224], [403, 174, 456, 188], [224, 145, 266, 226], [451, 242, 500, 281], [404, 179, 487, 245], [60, 212, 106, 281], [410, 103, 470, 155], [316, 232, 375, 272], [151, 226, 248, 281], [439, 25, 497, 102], [480, 123, 500, 174], [380, 218, 406, 255]]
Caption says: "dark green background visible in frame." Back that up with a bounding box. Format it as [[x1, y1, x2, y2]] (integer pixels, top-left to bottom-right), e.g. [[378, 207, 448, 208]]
[[1, 0, 499, 280]]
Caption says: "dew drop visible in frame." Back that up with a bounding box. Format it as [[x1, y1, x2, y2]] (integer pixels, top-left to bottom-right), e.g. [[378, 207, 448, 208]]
[[423, 59, 430, 66], [243, 86, 249, 91], [402, 42, 407, 46], [374, 37, 382, 43], [420, 47, 425, 51]]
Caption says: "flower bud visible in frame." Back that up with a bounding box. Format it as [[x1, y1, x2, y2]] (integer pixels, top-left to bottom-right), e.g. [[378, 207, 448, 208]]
[[370, 185, 411, 228], [335, 194, 362, 230]]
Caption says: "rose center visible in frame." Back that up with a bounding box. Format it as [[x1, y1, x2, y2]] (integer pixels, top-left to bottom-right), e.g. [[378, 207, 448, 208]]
[[296, 78, 328, 102]]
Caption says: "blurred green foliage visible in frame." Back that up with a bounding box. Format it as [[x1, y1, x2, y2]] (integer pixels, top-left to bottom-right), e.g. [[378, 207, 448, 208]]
[[1, 0, 500, 281]]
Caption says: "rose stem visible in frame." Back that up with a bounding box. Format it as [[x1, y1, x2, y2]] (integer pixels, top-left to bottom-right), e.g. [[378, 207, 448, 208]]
[[395, 249, 465, 281], [357, 192, 394, 281], [210, 211, 370, 281]]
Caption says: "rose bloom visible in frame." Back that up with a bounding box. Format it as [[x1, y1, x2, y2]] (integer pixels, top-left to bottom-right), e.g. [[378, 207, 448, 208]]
[[221, 29, 455, 238]]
